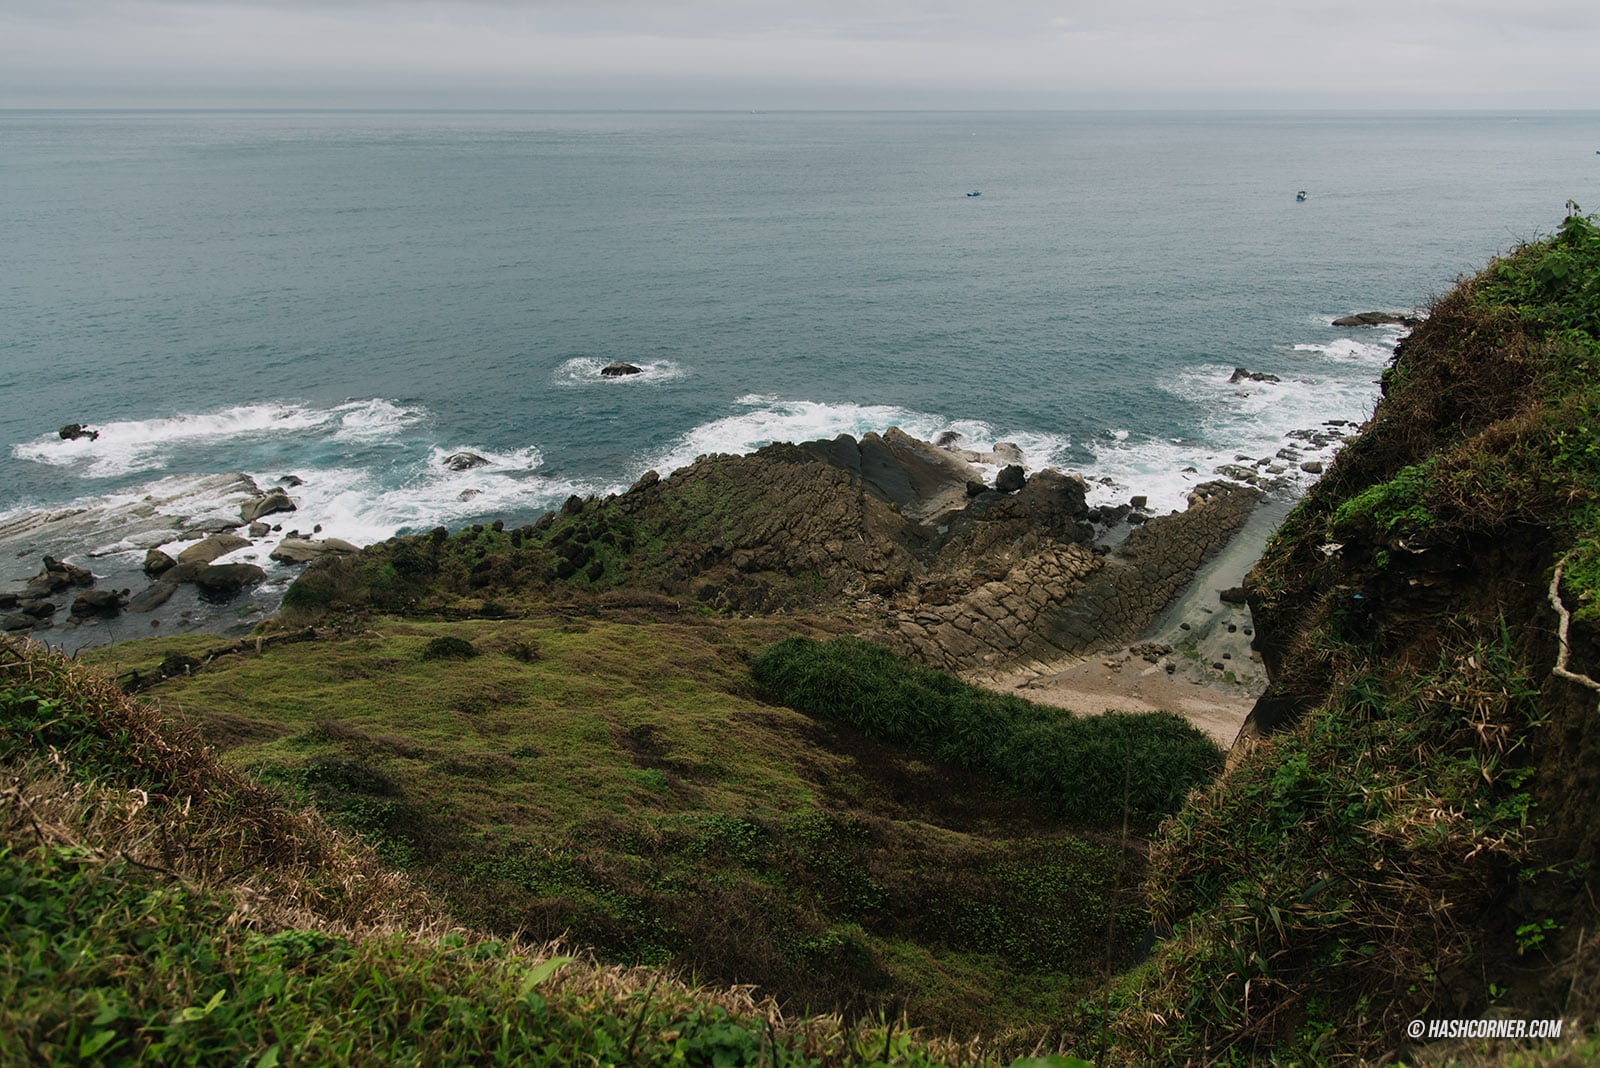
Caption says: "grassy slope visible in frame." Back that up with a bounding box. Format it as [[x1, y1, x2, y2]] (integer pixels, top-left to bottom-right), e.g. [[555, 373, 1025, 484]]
[[8, 636, 1009, 1067], [1098, 212, 1600, 1065], [81, 612, 1153, 1049]]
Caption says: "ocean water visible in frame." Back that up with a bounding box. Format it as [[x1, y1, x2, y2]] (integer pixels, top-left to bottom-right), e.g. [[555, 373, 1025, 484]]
[[3, 110, 1597, 575]]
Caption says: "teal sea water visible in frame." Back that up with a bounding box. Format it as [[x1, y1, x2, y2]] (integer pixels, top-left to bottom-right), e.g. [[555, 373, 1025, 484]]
[[3, 110, 1597, 558]]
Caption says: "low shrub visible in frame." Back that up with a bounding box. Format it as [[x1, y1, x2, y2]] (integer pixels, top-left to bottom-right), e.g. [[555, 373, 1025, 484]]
[[751, 637, 1222, 824], [420, 636, 478, 661]]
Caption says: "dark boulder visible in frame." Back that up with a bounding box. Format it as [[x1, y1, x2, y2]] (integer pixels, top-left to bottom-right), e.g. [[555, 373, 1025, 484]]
[[71, 589, 127, 617], [995, 464, 1026, 493], [126, 583, 177, 613], [58, 423, 100, 441], [1229, 367, 1281, 384], [600, 362, 643, 377], [143, 549, 177, 576], [192, 563, 266, 598], [1332, 312, 1421, 328], [443, 451, 490, 471], [1219, 586, 1250, 605], [279, 474, 305, 487]]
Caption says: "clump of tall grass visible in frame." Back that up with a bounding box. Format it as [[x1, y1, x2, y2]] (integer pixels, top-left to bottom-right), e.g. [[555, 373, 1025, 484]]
[[751, 637, 1221, 824]]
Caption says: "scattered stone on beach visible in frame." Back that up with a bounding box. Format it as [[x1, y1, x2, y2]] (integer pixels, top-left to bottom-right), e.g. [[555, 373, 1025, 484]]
[[600, 362, 643, 377], [457, 489, 481, 501], [71, 589, 126, 618], [1219, 586, 1249, 605], [269, 537, 360, 565], [279, 474, 305, 487], [126, 583, 177, 613], [192, 563, 266, 598], [995, 465, 1026, 493], [247, 522, 270, 538], [1300, 461, 1325, 474], [1229, 367, 1281, 385], [628, 470, 660, 494], [1332, 311, 1421, 328], [443, 451, 490, 471], [176, 534, 250, 566], [58, 423, 99, 441], [240, 487, 297, 523]]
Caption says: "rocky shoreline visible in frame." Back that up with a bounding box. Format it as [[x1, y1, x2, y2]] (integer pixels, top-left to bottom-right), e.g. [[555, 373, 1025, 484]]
[[2, 375, 1366, 668]]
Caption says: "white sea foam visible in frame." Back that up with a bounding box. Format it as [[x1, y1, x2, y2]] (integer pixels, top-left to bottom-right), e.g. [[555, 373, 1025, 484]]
[[331, 399, 427, 442], [1074, 350, 1385, 513], [11, 399, 429, 479], [643, 397, 1077, 486], [552, 357, 687, 387]]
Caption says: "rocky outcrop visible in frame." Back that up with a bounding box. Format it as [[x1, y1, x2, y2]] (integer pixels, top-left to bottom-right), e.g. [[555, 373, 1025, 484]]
[[877, 480, 1260, 671], [443, 452, 489, 471], [58, 423, 100, 441], [1331, 311, 1421, 328], [601, 362, 643, 377], [240, 488, 296, 523], [269, 537, 360, 565], [1229, 367, 1281, 384]]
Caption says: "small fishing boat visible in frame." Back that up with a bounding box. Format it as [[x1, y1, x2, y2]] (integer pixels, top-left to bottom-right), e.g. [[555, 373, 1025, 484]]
[[1296, 190, 1308, 202], [966, 190, 981, 197]]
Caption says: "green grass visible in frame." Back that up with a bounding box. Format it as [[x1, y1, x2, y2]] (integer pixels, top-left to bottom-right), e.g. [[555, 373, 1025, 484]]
[[750, 636, 1223, 825], [4, 636, 1113, 1067], [80, 619, 1137, 1046]]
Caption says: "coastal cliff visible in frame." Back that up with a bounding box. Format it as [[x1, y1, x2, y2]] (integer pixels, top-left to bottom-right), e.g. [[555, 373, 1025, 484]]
[[1106, 209, 1600, 1064]]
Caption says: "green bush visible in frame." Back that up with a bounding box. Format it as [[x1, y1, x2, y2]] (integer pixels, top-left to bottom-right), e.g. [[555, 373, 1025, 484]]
[[420, 636, 478, 661], [751, 637, 1222, 823]]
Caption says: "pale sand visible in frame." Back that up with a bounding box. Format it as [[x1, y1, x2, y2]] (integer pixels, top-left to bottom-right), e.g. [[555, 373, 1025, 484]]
[[967, 496, 1294, 751]]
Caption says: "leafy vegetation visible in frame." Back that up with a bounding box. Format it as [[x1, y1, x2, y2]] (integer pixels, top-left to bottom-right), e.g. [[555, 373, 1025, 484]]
[[752, 636, 1222, 825]]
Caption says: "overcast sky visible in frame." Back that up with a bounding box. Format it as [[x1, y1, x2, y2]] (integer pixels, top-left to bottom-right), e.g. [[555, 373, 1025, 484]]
[[4, 0, 1598, 109]]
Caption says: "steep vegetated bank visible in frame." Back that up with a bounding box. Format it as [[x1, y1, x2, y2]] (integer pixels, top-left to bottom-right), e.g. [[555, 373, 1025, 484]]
[[1103, 210, 1600, 1064]]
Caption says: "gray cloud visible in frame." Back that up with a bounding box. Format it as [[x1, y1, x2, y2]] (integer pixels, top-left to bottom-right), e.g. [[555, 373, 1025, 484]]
[[2, 0, 1597, 107]]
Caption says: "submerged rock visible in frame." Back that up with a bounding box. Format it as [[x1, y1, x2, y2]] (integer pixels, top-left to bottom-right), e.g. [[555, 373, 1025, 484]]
[[443, 451, 489, 471], [1332, 311, 1421, 328], [1229, 367, 1281, 385], [600, 362, 643, 377], [58, 423, 99, 441]]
